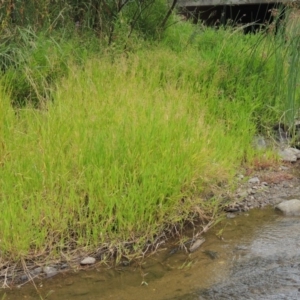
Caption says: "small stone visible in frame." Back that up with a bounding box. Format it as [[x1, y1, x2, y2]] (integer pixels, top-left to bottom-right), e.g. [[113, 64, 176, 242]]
[[203, 250, 219, 260], [189, 238, 205, 253], [31, 267, 42, 276], [248, 177, 260, 184], [289, 147, 300, 158], [278, 148, 298, 162], [122, 260, 130, 267], [225, 206, 239, 212], [237, 191, 248, 198], [80, 257, 96, 265], [261, 182, 268, 186], [20, 274, 28, 282], [227, 213, 236, 219], [275, 199, 300, 216], [60, 264, 69, 270], [43, 266, 58, 278], [247, 188, 255, 194], [236, 245, 248, 251], [279, 165, 289, 171]]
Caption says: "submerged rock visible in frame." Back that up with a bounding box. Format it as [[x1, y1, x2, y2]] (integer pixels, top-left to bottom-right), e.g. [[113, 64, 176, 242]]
[[189, 238, 205, 253], [80, 257, 96, 265], [275, 199, 300, 216], [43, 266, 58, 278], [227, 213, 236, 219], [203, 250, 218, 259]]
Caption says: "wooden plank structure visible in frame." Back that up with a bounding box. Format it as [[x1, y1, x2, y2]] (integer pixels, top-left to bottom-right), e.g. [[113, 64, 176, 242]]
[[177, 0, 291, 32], [177, 0, 290, 7]]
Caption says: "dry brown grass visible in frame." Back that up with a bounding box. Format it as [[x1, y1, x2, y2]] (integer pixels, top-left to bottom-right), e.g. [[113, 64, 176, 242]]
[[285, 8, 300, 41], [260, 171, 294, 184], [244, 155, 280, 176]]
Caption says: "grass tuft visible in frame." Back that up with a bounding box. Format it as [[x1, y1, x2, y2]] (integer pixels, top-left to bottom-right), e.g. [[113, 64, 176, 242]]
[[0, 15, 300, 270]]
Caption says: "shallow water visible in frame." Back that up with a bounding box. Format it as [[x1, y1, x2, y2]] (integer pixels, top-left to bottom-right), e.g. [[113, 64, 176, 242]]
[[2, 207, 300, 300]]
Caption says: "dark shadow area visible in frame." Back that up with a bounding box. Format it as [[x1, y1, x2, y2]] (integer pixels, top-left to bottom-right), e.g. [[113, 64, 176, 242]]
[[180, 3, 286, 33]]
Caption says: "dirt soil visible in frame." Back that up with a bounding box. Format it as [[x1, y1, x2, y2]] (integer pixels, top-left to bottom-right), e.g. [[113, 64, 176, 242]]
[[225, 160, 300, 214]]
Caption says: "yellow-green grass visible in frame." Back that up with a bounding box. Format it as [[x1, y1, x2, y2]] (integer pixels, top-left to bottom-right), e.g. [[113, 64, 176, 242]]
[[0, 26, 295, 265]]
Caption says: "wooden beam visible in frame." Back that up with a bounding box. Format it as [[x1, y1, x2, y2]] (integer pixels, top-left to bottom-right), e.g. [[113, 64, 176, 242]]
[[177, 0, 290, 7]]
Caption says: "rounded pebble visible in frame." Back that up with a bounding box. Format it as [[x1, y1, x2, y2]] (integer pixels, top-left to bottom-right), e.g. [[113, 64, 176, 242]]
[[227, 213, 236, 219], [248, 177, 260, 184], [80, 257, 96, 265], [31, 267, 42, 276], [43, 266, 58, 278]]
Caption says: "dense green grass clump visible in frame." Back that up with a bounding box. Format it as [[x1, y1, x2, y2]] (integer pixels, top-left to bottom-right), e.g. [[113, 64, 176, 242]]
[[0, 21, 300, 264], [0, 51, 245, 261]]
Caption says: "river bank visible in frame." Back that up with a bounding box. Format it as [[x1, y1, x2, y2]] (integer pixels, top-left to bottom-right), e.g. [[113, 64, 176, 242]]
[[1, 16, 300, 291], [2, 200, 300, 299], [227, 159, 300, 213], [2, 152, 299, 289]]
